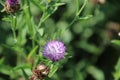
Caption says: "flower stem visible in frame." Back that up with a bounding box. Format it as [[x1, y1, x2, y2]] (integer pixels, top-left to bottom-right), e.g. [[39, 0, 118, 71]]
[[61, 0, 88, 37], [11, 15, 17, 42]]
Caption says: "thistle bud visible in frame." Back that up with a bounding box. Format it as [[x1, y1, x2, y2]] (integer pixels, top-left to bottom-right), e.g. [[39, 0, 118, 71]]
[[30, 64, 50, 80], [4, 0, 20, 13]]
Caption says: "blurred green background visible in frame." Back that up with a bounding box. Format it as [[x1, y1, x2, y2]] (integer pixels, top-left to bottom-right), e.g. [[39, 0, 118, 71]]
[[0, 0, 120, 80]]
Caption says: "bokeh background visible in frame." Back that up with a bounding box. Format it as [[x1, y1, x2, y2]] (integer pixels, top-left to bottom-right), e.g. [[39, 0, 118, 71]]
[[0, 0, 120, 80]]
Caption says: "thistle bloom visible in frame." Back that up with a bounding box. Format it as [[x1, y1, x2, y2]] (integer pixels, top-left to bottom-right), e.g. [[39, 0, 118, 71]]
[[7, 0, 19, 6], [43, 40, 66, 62], [5, 0, 20, 13]]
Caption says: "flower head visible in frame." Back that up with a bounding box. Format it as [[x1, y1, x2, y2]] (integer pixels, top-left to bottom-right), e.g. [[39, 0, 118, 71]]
[[5, 0, 20, 13], [7, 0, 19, 6], [43, 40, 66, 62]]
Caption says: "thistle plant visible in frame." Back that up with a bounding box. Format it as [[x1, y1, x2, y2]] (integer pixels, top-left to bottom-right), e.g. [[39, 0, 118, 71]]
[[1, 0, 120, 80], [0, 0, 102, 80]]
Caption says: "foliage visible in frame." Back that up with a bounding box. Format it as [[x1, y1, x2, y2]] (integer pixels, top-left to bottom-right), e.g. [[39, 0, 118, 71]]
[[0, 0, 120, 80]]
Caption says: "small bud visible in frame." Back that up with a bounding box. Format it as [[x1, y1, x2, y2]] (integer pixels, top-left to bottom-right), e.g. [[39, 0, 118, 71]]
[[4, 0, 20, 14], [30, 64, 50, 80]]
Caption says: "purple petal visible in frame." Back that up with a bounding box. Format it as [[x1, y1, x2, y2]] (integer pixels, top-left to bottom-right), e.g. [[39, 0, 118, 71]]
[[43, 40, 66, 62]]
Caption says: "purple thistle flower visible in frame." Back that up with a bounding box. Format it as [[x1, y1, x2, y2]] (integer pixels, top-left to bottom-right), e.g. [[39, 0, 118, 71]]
[[7, 0, 19, 6], [43, 40, 66, 62], [5, 0, 20, 13]]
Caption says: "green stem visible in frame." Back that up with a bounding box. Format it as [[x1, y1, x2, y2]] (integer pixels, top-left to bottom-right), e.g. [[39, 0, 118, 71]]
[[76, 0, 79, 14], [72, 0, 88, 25], [68, 0, 87, 28], [61, 0, 88, 37], [76, 0, 87, 16], [25, 0, 35, 47], [38, 12, 50, 28], [26, 0, 31, 16], [68, 17, 77, 28], [32, 37, 35, 48], [11, 15, 17, 41], [38, 19, 43, 28], [12, 28, 16, 40]]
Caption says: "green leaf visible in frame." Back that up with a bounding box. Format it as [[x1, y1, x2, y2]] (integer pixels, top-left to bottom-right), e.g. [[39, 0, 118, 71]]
[[0, 0, 4, 6], [0, 65, 11, 75], [113, 71, 120, 80], [87, 65, 105, 80], [21, 4, 29, 10], [79, 15, 93, 20], [11, 15, 17, 29], [38, 28, 44, 36], [54, 3, 65, 7], [1, 8, 5, 12], [115, 58, 120, 71], [2, 17, 11, 22], [111, 40, 120, 46], [38, 3, 58, 28], [48, 63, 59, 77], [13, 64, 31, 71], [113, 57, 120, 80], [24, 0, 35, 37], [27, 46, 38, 60], [76, 0, 88, 16], [0, 58, 4, 64], [31, 0, 45, 11], [76, 0, 79, 15], [21, 68, 29, 80]]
